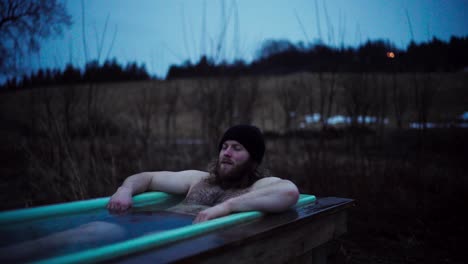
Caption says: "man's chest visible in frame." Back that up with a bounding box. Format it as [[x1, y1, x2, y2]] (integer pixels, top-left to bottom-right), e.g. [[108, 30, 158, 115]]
[[184, 181, 249, 206]]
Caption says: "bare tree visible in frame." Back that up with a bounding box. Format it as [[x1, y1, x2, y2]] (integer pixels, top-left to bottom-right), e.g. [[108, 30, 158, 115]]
[[163, 80, 180, 146], [342, 74, 372, 128], [130, 82, 160, 170], [276, 77, 303, 133], [320, 73, 338, 130], [0, 0, 71, 75], [391, 73, 407, 129], [235, 76, 259, 124], [341, 73, 374, 151], [24, 86, 85, 202], [375, 74, 388, 141], [412, 73, 438, 151], [186, 77, 237, 153], [275, 76, 303, 158]]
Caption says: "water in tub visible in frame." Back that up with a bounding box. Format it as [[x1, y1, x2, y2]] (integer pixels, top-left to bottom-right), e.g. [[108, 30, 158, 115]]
[[0, 198, 206, 262]]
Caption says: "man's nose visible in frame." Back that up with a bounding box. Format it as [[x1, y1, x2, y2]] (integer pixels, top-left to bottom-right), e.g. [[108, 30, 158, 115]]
[[223, 147, 232, 156]]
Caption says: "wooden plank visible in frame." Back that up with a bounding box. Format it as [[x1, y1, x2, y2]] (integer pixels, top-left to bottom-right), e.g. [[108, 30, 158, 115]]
[[115, 197, 354, 264], [186, 210, 348, 264]]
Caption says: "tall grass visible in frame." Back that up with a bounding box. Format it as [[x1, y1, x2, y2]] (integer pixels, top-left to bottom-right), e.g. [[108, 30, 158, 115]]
[[0, 72, 466, 263], [1, 73, 466, 206]]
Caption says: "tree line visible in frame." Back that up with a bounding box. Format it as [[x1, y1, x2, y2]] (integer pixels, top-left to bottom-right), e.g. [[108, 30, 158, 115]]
[[167, 36, 468, 78], [1, 59, 151, 90], [2, 35, 466, 90]]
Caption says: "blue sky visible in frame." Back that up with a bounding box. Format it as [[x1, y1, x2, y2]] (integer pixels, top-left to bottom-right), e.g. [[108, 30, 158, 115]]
[[33, 0, 468, 78]]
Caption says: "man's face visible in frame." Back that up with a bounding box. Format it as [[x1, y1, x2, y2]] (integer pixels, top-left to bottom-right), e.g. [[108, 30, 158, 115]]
[[217, 140, 251, 180]]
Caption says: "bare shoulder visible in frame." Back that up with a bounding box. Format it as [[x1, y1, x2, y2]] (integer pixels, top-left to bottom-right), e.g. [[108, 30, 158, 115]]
[[251, 176, 283, 189], [176, 170, 209, 179], [145, 170, 210, 194], [147, 170, 209, 179], [251, 177, 299, 194], [174, 170, 210, 188]]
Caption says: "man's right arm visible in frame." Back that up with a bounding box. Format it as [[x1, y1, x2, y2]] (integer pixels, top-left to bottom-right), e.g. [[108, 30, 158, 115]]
[[107, 170, 208, 213]]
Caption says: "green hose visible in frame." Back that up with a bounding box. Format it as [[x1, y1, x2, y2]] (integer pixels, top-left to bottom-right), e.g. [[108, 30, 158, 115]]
[[0, 192, 172, 225]]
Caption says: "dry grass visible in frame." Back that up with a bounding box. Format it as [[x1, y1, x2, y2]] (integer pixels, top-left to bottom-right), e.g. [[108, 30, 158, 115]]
[[0, 72, 467, 262]]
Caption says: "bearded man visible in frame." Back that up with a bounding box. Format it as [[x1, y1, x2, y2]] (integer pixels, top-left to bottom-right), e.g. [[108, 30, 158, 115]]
[[108, 125, 299, 223]]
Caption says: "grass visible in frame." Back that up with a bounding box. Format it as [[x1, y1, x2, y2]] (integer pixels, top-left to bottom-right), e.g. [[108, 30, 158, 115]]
[[0, 72, 467, 263]]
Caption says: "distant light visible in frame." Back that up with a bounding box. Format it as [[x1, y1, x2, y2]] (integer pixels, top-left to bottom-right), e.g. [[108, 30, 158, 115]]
[[386, 51, 395, 59], [461, 112, 468, 121]]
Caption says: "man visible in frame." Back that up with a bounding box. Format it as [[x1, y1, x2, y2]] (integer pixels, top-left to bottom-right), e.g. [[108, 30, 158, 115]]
[[107, 124, 299, 223]]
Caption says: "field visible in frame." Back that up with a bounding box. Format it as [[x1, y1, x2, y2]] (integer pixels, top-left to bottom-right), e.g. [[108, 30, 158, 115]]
[[1, 72, 467, 263]]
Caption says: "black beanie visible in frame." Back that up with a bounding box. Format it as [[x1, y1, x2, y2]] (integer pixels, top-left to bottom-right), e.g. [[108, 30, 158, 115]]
[[218, 125, 265, 164]]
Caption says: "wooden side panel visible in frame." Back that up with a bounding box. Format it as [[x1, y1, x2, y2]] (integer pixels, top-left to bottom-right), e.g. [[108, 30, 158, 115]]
[[187, 211, 348, 264]]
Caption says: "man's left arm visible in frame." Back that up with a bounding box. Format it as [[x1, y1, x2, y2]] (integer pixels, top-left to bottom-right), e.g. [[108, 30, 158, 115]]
[[194, 177, 299, 223]]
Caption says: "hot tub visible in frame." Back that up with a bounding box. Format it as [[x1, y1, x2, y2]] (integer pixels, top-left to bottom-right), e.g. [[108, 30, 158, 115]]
[[0, 192, 353, 263]]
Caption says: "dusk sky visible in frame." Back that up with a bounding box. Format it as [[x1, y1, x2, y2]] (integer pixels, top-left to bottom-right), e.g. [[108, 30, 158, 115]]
[[34, 0, 468, 78]]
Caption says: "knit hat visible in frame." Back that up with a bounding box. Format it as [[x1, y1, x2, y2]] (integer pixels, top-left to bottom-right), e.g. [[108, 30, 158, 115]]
[[218, 125, 265, 164]]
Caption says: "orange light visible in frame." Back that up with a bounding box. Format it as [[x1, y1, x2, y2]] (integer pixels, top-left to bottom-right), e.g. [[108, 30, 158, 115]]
[[386, 51, 395, 59]]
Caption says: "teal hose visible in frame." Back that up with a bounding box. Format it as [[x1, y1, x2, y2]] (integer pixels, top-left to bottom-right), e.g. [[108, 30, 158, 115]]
[[34, 194, 316, 264], [0, 192, 172, 225]]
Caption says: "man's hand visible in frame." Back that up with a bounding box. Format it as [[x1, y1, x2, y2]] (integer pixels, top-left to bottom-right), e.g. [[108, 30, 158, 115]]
[[107, 187, 133, 214], [193, 202, 232, 223]]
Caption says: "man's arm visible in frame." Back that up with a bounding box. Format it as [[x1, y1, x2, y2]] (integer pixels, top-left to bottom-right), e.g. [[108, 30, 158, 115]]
[[193, 177, 299, 223], [107, 170, 208, 213]]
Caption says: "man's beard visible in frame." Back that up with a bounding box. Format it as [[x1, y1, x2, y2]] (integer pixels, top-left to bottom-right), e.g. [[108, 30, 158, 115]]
[[215, 159, 255, 189]]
